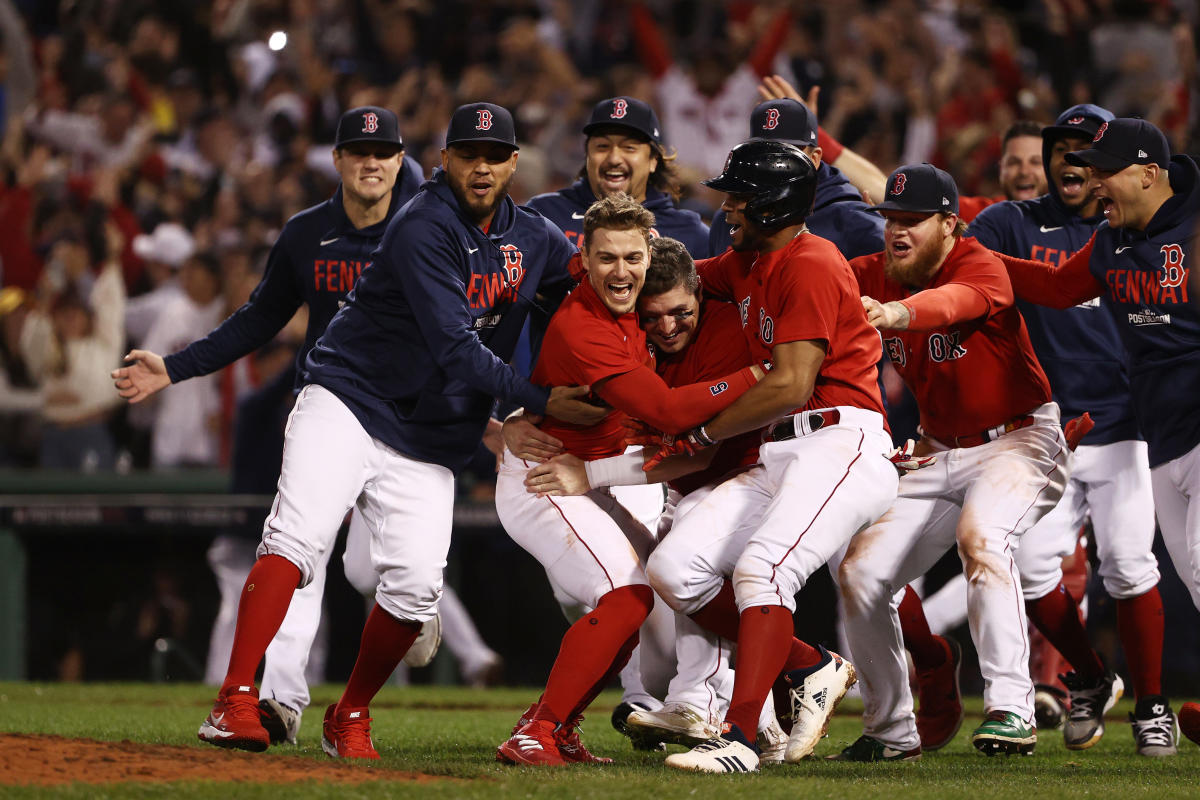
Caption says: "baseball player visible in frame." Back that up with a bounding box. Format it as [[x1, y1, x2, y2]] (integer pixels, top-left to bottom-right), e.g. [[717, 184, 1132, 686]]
[[112, 106, 426, 743], [525, 95, 709, 734], [520, 237, 790, 761], [638, 140, 899, 774], [494, 196, 765, 766], [190, 102, 606, 758], [970, 104, 1161, 755], [708, 98, 883, 260], [1000, 118, 1199, 754], [838, 163, 1070, 761]]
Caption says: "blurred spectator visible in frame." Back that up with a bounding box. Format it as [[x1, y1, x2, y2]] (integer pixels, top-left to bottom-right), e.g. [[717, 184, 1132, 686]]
[[125, 222, 195, 345], [0, 285, 40, 465]]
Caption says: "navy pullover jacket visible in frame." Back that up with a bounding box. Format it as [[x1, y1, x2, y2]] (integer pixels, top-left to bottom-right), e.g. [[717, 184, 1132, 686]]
[[164, 156, 425, 388], [305, 170, 576, 473]]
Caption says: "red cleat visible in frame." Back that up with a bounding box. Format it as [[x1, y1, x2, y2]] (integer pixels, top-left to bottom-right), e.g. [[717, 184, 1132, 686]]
[[915, 636, 965, 751], [321, 703, 380, 760], [557, 715, 613, 764], [1180, 702, 1200, 747], [497, 719, 568, 766], [198, 685, 270, 752]]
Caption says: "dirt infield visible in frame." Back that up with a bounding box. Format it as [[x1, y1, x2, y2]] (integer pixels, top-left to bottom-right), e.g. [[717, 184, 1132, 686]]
[[0, 734, 451, 787]]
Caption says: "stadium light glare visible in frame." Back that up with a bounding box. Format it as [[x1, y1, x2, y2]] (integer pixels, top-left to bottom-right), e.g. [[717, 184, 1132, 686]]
[[268, 31, 287, 51]]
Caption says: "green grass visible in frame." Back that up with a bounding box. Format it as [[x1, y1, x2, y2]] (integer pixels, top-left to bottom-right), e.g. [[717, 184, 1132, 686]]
[[1, 683, 1197, 798]]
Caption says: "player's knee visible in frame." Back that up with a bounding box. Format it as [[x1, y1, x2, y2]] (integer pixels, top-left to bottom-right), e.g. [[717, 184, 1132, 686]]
[[1019, 568, 1062, 601], [375, 568, 442, 622], [342, 553, 378, 597], [732, 555, 796, 611], [256, 538, 318, 588], [646, 551, 693, 612]]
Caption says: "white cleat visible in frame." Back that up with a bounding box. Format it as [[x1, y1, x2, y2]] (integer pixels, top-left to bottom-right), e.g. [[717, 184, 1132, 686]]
[[402, 612, 443, 668], [757, 715, 788, 765], [626, 703, 719, 747], [783, 647, 857, 762], [664, 729, 760, 774]]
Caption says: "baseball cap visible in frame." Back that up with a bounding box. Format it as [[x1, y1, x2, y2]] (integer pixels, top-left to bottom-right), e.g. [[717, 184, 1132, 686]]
[[582, 97, 663, 146], [132, 222, 196, 268], [334, 106, 403, 149], [1065, 118, 1170, 171], [867, 164, 959, 215], [446, 102, 518, 150], [749, 98, 818, 148], [1041, 103, 1113, 144]]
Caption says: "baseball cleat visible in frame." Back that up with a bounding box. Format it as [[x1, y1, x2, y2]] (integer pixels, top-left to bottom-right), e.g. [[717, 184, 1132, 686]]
[[402, 612, 442, 668], [664, 723, 760, 774], [1130, 696, 1178, 757], [915, 635, 964, 751], [1062, 670, 1123, 750], [198, 685, 270, 752], [827, 735, 922, 762], [626, 702, 719, 747], [1179, 702, 1200, 747], [1034, 684, 1067, 731], [971, 711, 1036, 756], [756, 716, 788, 765], [321, 703, 380, 760], [782, 646, 857, 762], [259, 697, 301, 745], [497, 719, 568, 766], [556, 715, 612, 764], [612, 701, 666, 751]]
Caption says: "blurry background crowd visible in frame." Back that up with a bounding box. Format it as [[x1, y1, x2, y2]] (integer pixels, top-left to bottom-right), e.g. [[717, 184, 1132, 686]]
[[0, 0, 1196, 477]]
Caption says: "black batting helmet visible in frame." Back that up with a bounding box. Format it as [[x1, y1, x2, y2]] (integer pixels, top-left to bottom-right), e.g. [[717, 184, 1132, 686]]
[[703, 140, 817, 229]]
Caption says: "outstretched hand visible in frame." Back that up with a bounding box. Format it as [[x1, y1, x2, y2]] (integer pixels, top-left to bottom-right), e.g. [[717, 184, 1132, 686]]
[[546, 385, 609, 426], [502, 412, 564, 463], [524, 453, 589, 497], [112, 349, 170, 403]]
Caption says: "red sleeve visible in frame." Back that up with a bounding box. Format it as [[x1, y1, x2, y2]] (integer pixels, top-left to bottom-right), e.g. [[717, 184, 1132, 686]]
[[898, 284, 991, 330], [747, 10, 793, 78], [597, 363, 758, 434], [567, 252, 585, 282], [696, 251, 738, 301], [631, 2, 672, 79], [958, 195, 1000, 223], [1000, 235, 1104, 309], [817, 126, 844, 163]]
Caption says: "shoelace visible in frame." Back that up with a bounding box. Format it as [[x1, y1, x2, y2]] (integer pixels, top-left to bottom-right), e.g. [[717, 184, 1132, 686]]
[[225, 693, 262, 723], [1062, 674, 1106, 722], [336, 714, 375, 752], [1134, 714, 1174, 747]]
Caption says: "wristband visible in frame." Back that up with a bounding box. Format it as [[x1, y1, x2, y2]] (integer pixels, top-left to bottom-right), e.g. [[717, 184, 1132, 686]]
[[692, 426, 716, 446], [584, 452, 649, 488]]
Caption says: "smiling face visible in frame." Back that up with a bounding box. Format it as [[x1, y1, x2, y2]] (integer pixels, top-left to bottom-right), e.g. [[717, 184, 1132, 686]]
[[583, 227, 649, 316], [442, 142, 519, 226], [720, 194, 763, 252], [333, 143, 403, 206], [638, 283, 700, 355], [1048, 135, 1098, 215], [999, 135, 1046, 201], [585, 130, 658, 203], [881, 210, 956, 288]]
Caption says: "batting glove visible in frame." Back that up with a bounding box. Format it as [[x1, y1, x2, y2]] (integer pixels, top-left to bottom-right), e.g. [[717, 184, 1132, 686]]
[[888, 439, 936, 475], [1063, 412, 1094, 451], [643, 428, 714, 472]]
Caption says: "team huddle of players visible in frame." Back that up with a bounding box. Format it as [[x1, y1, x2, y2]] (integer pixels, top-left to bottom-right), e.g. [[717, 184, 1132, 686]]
[[113, 78, 1200, 771]]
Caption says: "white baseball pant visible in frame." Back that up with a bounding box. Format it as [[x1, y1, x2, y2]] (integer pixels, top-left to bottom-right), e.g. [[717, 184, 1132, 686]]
[[1149, 440, 1200, 612], [839, 403, 1068, 750]]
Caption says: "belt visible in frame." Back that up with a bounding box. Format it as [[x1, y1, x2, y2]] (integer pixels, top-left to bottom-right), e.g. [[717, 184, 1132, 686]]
[[952, 414, 1035, 448], [768, 409, 841, 443]]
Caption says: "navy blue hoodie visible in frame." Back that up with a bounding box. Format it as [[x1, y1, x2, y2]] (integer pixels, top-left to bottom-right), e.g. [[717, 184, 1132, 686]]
[[305, 170, 576, 473], [527, 179, 710, 259], [164, 156, 425, 387], [969, 147, 1136, 445], [708, 162, 883, 259]]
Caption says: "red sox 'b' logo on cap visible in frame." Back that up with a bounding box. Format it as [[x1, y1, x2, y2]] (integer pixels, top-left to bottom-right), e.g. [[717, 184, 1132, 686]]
[[612, 99, 628, 119], [891, 173, 907, 195], [476, 109, 493, 131], [763, 108, 780, 130], [362, 112, 379, 133], [1093, 122, 1108, 142]]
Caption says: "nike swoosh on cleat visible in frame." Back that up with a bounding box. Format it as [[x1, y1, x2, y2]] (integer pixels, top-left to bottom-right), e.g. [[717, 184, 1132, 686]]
[[212, 712, 225, 725], [1039, 225, 1063, 233], [320, 237, 340, 246]]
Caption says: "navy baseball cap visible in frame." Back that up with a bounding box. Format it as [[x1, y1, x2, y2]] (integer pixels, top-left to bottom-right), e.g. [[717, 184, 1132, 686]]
[[868, 164, 959, 215], [446, 102, 519, 150], [1065, 118, 1170, 171], [334, 106, 403, 149], [749, 98, 818, 148], [583, 97, 663, 146], [1042, 103, 1113, 144]]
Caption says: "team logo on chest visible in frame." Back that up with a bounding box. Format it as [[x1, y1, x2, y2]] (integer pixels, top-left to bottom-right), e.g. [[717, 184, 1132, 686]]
[[927, 331, 966, 362], [498, 244, 525, 286], [362, 112, 379, 133], [758, 308, 775, 345], [738, 296, 751, 327], [1159, 244, 1186, 288], [883, 336, 906, 367]]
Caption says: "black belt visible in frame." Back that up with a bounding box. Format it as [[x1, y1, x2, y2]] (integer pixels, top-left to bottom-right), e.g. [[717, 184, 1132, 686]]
[[768, 409, 841, 442]]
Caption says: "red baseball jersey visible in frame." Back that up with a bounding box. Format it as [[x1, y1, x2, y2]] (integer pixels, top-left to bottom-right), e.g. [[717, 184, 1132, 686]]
[[850, 236, 1052, 443], [533, 279, 650, 459], [656, 300, 763, 496], [958, 194, 1003, 223], [697, 231, 886, 417]]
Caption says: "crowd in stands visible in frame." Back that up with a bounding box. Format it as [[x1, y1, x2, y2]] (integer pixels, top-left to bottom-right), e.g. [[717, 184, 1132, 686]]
[[0, 0, 1195, 477]]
